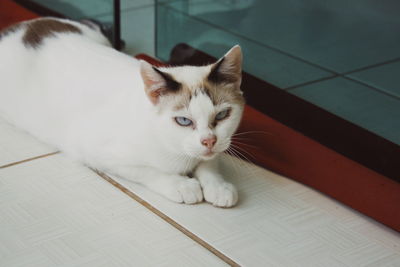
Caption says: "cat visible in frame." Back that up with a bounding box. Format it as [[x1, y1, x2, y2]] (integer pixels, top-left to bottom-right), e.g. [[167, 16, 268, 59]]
[[0, 17, 245, 207]]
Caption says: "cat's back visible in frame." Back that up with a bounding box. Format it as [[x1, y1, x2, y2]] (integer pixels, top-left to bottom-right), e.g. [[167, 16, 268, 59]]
[[0, 17, 109, 68], [0, 17, 112, 98], [0, 17, 143, 145]]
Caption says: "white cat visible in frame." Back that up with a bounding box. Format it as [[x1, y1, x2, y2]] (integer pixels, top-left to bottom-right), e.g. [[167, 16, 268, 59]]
[[0, 17, 245, 207]]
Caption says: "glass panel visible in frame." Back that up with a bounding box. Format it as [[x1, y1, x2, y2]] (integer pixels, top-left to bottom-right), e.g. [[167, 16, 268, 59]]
[[155, 0, 400, 145]]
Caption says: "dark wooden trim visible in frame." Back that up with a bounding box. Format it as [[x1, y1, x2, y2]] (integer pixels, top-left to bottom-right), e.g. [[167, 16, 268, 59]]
[[168, 43, 400, 183]]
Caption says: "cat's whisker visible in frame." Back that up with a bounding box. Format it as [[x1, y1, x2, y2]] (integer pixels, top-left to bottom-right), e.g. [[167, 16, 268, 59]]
[[225, 148, 242, 177], [230, 143, 257, 161], [172, 153, 186, 174], [227, 147, 257, 179], [183, 155, 192, 176], [231, 140, 259, 149], [228, 146, 258, 179], [232, 130, 273, 137], [178, 153, 193, 175], [231, 136, 253, 142]]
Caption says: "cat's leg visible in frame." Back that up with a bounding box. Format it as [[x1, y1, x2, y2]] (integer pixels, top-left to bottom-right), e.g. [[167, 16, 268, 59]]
[[112, 166, 203, 204], [194, 157, 238, 208]]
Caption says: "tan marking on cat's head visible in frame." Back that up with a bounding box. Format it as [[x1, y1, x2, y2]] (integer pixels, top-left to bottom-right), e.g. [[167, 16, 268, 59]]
[[141, 45, 245, 111], [23, 18, 81, 48], [203, 81, 245, 106], [171, 45, 244, 111], [171, 86, 193, 110], [171, 81, 244, 112]]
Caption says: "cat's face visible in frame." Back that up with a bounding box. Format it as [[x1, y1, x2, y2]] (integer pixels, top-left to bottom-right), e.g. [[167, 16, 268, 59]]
[[141, 46, 244, 160]]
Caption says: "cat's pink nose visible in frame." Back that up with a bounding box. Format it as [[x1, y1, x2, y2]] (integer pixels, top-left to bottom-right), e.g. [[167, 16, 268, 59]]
[[201, 135, 217, 149]]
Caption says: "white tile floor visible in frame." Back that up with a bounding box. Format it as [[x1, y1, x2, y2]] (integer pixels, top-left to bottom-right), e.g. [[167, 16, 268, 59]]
[[0, 156, 225, 266], [0, 117, 56, 168], [0, 117, 400, 267]]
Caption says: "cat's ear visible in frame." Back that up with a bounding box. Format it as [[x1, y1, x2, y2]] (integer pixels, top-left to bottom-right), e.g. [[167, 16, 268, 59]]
[[208, 45, 242, 86], [140, 60, 181, 105]]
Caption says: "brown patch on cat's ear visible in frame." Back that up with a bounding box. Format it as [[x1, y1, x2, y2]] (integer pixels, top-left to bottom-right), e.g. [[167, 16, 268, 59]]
[[208, 45, 242, 86], [23, 18, 82, 48], [140, 60, 181, 105]]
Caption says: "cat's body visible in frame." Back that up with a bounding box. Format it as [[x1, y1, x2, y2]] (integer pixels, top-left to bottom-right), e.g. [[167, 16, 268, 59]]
[[0, 18, 244, 207]]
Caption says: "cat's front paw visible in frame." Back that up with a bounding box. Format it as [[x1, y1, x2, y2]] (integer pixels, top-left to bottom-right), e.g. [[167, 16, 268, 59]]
[[202, 181, 238, 208], [165, 178, 203, 204]]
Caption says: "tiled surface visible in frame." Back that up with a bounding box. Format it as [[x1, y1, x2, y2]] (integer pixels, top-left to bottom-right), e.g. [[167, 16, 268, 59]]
[[0, 117, 55, 167], [289, 77, 400, 144], [157, 0, 400, 145], [168, 0, 400, 74], [1, 116, 400, 266], [111, 154, 400, 267], [348, 60, 400, 99], [0, 155, 226, 267], [157, 4, 333, 88]]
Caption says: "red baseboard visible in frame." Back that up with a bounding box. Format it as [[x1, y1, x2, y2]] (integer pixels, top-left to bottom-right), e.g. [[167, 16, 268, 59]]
[[0, 0, 38, 29]]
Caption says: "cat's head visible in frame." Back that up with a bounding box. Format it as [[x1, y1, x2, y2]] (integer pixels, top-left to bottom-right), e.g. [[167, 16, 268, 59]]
[[140, 45, 244, 160]]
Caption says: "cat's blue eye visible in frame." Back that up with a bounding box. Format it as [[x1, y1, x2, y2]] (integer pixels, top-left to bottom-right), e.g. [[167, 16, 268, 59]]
[[175, 116, 193, 126], [215, 109, 230, 121]]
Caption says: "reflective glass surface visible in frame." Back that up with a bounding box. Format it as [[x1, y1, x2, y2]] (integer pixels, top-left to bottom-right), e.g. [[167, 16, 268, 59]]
[[156, 0, 400, 144]]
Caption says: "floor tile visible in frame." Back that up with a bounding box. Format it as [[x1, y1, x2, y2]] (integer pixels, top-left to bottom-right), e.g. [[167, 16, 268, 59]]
[[0, 154, 227, 266], [348, 60, 400, 98], [110, 154, 400, 267], [0, 117, 56, 168], [157, 4, 333, 88], [290, 77, 400, 145]]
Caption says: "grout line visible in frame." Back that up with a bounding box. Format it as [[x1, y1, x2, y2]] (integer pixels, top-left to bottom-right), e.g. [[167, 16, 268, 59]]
[[342, 57, 400, 76], [94, 171, 240, 267], [286, 69, 400, 101], [342, 76, 400, 101], [285, 75, 339, 90], [0, 151, 60, 169]]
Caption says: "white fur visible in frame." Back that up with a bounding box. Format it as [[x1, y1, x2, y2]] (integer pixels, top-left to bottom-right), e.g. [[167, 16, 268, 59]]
[[0, 18, 243, 207]]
